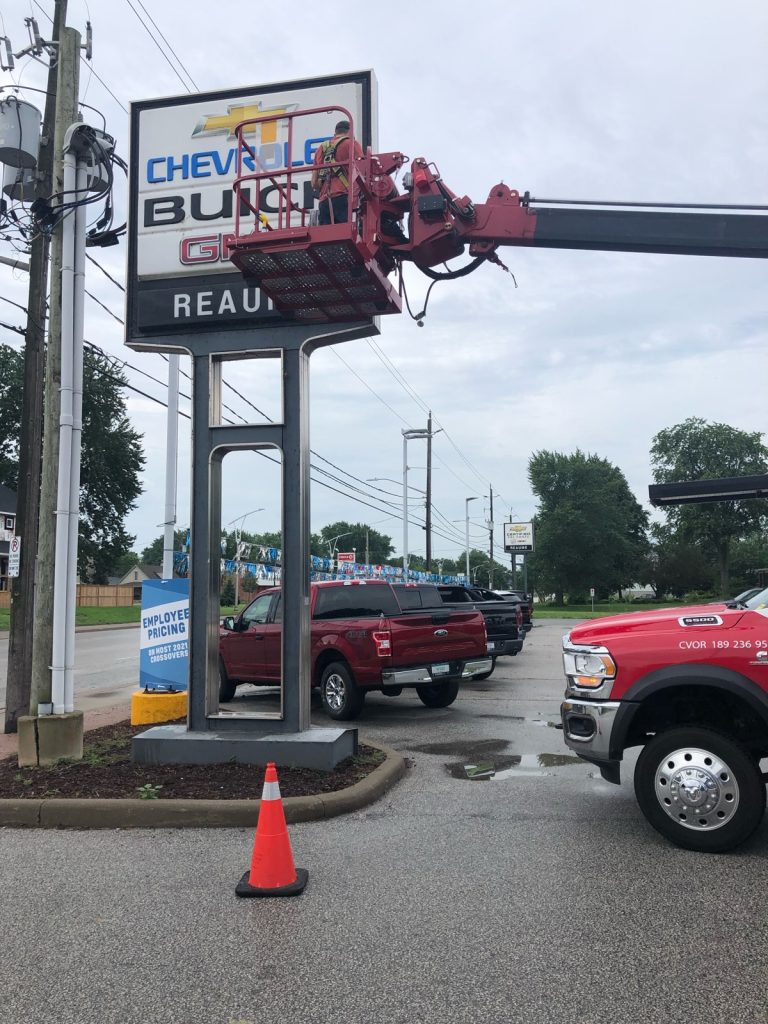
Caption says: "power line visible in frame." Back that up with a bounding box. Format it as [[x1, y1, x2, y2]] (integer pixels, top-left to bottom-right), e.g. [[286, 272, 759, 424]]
[[86, 253, 125, 291], [131, 0, 199, 90], [32, 1, 130, 114], [123, 0, 196, 94]]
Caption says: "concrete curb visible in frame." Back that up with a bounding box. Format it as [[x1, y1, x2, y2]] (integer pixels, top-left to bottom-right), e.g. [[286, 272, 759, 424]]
[[0, 741, 406, 829]]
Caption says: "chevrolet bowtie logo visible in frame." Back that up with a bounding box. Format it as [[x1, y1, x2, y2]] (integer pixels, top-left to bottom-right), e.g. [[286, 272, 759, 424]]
[[192, 102, 298, 141]]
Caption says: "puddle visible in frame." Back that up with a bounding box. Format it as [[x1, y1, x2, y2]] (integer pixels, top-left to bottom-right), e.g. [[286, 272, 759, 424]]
[[449, 753, 584, 780]]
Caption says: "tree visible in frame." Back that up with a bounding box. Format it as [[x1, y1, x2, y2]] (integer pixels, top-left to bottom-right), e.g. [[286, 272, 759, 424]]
[[78, 350, 146, 582], [528, 450, 649, 603], [112, 550, 142, 578], [726, 531, 768, 597], [0, 345, 145, 582], [141, 529, 189, 566], [0, 344, 23, 490], [642, 525, 715, 599], [651, 418, 768, 595], [318, 521, 394, 564]]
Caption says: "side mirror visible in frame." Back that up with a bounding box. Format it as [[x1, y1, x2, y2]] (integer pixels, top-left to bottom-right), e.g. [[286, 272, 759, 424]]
[[222, 616, 237, 631]]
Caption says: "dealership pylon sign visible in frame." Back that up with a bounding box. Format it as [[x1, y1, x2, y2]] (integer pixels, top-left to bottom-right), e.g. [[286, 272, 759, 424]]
[[126, 71, 377, 348], [503, 522, 535, 553], [125, 73, 379, 770]]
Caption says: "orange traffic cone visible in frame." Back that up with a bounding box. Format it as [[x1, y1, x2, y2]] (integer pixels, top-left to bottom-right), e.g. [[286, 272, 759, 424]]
[[235, 762, 309, 898]]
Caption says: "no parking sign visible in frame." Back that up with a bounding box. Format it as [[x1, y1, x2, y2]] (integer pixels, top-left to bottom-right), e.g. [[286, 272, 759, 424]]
[[8, 536, 20, 577]]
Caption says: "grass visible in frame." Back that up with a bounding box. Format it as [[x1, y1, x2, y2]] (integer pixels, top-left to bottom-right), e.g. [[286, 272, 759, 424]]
[[0, 602, 247, 632], [0, 605, 142, 631], [534, 601, 687, 620]]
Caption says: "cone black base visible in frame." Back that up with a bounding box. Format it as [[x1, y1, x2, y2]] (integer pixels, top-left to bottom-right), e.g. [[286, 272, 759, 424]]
[[235, 867, 309, 898]]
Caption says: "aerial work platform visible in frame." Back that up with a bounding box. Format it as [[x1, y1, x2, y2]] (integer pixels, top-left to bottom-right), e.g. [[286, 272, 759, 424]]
[[228, 105, 404, 322], [228, 221, 402, 323]]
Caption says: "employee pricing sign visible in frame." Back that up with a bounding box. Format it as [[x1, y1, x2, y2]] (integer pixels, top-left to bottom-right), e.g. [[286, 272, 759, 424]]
[[140, 578, 190, 691], [126, 71, 376, 347], [504, 521, 535, 553]]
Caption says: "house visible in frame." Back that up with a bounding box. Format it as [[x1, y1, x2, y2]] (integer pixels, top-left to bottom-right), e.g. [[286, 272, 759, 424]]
[[0, 483, 17, 592], [115, 563, 163, 603]]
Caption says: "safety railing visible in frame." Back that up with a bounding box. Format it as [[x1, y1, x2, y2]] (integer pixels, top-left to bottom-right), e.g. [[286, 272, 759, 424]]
[[232, 105, 361, 238]]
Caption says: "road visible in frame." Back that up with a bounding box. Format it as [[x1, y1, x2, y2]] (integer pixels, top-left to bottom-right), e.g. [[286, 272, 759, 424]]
[[0, 627, 140, 715], [2, 619, 768, 1024]]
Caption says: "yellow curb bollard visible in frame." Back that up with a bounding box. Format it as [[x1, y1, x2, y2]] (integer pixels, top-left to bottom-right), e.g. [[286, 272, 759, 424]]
[[130, 690, 187, 725]]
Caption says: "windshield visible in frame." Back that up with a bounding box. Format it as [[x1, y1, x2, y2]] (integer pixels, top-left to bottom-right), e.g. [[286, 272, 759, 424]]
[[745, 587, 768, 609]]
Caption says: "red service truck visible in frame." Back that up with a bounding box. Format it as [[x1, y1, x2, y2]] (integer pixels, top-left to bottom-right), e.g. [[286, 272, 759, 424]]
[[561, 588, 768, 852], [220, 579, 491, 721]]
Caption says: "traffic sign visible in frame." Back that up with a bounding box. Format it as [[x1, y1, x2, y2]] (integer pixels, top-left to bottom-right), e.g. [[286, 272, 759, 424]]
[[590, 587, 595, 597], [8, 535, 21, 577]]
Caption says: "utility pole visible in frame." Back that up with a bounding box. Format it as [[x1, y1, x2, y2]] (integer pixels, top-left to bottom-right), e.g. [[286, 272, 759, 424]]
[[29, 23, 81, 716], [488, 486, 494, 589], [425, 410, 432, 571], [5, 0, 66, 733]]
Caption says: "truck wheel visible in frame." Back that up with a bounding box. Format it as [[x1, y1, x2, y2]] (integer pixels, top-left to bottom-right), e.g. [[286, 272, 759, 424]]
[[634, 727, 766, 853], [416, 679, 460, 708], [219, 661, 237, 703], [320, 662, 364, 720]]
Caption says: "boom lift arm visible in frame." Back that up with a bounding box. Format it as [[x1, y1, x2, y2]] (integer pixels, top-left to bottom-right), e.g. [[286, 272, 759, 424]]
[[226, 108, 768, 324]]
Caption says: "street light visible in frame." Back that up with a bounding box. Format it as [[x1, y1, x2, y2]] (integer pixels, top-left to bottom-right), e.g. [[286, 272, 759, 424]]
[[465, 497, 479, 583], [325, 531, 353, 570], [226, 507, 264, 607], [402, 429, 431, 580]]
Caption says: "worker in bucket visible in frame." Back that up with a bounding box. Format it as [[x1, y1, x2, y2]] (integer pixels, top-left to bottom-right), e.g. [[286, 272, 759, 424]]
[[311, 119, 362, 224]]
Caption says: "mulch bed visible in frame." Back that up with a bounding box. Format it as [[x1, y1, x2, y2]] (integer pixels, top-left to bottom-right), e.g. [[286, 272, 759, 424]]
[[0, 720, 385, 800]]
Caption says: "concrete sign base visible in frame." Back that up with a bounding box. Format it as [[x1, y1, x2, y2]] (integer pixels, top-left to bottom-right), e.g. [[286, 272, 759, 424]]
[[132, 723, 358, 771]]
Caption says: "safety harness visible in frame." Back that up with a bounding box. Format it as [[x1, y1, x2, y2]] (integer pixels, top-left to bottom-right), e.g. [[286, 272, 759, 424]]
[[318, 135, 350, 190]]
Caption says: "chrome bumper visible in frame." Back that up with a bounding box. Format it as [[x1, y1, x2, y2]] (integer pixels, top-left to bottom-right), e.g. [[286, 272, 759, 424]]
[[462, 658, 493, 677], [382, 657, 492, 686], [561, 699, 622, 762]]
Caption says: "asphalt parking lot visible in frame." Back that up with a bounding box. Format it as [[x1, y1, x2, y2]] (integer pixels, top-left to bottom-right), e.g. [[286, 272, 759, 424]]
[[3, 618, 768, 1024]]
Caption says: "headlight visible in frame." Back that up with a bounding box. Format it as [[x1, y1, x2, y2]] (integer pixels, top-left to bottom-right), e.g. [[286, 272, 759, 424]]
[[562, 645, 616, 689]]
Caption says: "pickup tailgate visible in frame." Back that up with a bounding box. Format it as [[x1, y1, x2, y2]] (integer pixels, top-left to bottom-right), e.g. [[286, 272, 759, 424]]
[[389, 610, 485, 664], [482, 605, 519, 640]]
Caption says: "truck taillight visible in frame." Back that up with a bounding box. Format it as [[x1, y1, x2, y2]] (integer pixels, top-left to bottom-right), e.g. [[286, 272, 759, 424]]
[[373, 630, 392, 657], [516, 606, 523, 627]]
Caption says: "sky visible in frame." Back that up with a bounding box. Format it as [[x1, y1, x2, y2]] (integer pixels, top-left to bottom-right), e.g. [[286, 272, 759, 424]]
[[1, 0, 766, 568]]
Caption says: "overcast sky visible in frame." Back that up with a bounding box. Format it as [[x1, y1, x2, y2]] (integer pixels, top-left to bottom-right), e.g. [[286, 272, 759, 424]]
[[1, 0, 766, 567]]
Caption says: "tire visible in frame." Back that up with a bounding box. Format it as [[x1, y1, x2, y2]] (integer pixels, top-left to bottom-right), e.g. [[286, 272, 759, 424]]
[[634, 727, 766, 853], [218, 661, 237, 703], [320, 662, 364, 721], [416, 678, 461, 708]]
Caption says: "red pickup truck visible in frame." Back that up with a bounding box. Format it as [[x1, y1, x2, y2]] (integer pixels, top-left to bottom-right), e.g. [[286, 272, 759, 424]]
[[561, 587, 768, 852], [220, 579, 491, 720]]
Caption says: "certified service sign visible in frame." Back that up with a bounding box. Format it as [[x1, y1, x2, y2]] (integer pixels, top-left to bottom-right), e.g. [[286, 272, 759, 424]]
[[503, 522, 535, 553], [140, 578, 190, 691], [126, 71, 377, 348]]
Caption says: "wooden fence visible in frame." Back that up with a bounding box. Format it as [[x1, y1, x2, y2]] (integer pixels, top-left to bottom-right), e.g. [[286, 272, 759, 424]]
[[0, 585, 137, 611], [76, 584, 135, 607]]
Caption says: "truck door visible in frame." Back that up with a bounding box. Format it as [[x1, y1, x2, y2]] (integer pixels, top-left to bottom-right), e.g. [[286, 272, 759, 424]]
[[260, 594, 282, 681], [227, 592, 275, 680]]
